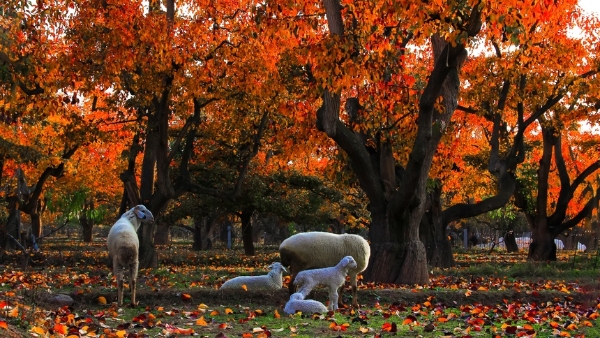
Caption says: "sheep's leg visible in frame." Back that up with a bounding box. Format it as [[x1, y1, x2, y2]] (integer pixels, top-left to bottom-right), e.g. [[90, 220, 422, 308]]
[[328, 286, 339, 311], [113, 261, 124, 306], [129, 260, 139, 306], [288, 272, 297, 297], [336, 285, 344, 308], [288, 261, 301, 297], [349, 273, 358, 308]]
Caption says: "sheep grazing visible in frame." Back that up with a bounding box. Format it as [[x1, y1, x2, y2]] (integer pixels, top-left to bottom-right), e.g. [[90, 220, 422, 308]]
[[283, 292, 328, 315], [293, 256, 358, 311], [279, 232, 370, 308], [219, 262, 286, 291], [107, 205, 154, 306]]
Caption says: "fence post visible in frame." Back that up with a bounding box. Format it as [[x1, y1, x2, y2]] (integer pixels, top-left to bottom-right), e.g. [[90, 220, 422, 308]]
[[463, 229, 468, 249]]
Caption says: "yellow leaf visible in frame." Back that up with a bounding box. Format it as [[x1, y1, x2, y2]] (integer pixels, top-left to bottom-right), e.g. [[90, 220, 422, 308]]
[[196, 317, 208, 326], [30, 326, 46, 335], [98, 296, 107, 304], [116, 330, 127, 338], [8, 307, 18, 318], [274, 309, 280, 319]]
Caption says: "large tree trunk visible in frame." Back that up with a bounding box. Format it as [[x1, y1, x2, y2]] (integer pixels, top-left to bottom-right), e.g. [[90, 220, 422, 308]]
[[30, 208, 42, 243], [316, 0, 480, 285], [79, 199, 95, 243], [240, 210, 255, 256], [528, 220, 557, 261], [504, 231, 519, 252], [80, 214, 94, 243], [3, 199, 21, 250], [154, 222, 170, 245], [424, 182, 455, 268]]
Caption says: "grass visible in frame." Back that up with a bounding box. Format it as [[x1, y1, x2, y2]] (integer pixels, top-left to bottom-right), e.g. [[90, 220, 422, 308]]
[[0, 239, 598, 337]]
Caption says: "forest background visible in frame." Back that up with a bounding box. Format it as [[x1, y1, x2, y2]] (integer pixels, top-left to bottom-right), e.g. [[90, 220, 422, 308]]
[[1, 0, 600, 337]]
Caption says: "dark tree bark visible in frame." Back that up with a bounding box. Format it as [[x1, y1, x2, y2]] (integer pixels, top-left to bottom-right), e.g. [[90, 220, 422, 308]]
[[504, 231, 519, 253], [154, 222, 170, 245], [514, 124, 600, 261], [321, 0, 480, 284], [240, 209, 255, 256], [79, 199, 95, 243], [422, 181, 455, 268], [2, 198, 21, 250], [316, 0, 482, 285]]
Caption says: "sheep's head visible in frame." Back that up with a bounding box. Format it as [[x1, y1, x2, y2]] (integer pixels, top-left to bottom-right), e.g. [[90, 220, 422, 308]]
[[133, 205, 154, 223], [268, 262, 287, 273], [122, 205, 155, 230], [340, 256, 358, 269]]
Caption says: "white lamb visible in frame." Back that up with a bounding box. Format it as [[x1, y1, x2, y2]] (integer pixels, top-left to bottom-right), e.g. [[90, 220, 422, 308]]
[[283, 292, 328, 315], [279, 232, 370, 308], [107, 205, 154, 306], [219, 262, 286, 291], [293, 255, 358, 311]]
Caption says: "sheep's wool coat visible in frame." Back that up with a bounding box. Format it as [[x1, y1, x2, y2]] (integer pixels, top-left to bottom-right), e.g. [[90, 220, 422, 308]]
[[284, 293, 328, 315], [107, 205, 154, 265], [220, 262, 286, 290], [279, 232, 370, 278]]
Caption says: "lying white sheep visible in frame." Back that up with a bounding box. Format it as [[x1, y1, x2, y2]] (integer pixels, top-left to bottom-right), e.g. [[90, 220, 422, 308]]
[[219, 262, 286, 291], [279, 232, 370, 308], [283, 292, 328, 315], [293, 256, 358, 311], [107, 205, 154, 306]]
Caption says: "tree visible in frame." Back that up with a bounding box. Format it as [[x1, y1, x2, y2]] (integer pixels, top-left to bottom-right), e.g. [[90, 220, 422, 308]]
[[514, 123, 600, 260]]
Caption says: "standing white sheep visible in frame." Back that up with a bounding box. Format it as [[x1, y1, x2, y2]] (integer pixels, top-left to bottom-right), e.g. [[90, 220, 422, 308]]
[[219, 262, 286, 291], [293, 256, 358, 311], [107, 205, 154, 306], [279, 232, 370, 308], [283, 292, 329, 315]]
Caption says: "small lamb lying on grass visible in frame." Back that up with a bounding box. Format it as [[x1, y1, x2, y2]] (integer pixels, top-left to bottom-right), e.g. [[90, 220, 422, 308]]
[[283, 292, 328, 315], [293, 256, 357, 311], [219, 262, 286, 291]]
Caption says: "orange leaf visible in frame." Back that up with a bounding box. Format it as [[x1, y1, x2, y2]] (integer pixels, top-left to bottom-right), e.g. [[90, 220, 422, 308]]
[[242, 333, 253, 338], [560, 331, 571, 337], [225, 308, 233, 314], [0, 321, 7, 330], [218, 323, 227, 329], [98, 296, 107, 304], [242, 285, 248, 291], [437, 317, 448, 322], [8, 307, 18, 318], [196, 316, 208, 326], [54, 323, 68, 335], [30, 326, 46, 335], [181, 293, 192, 301], [274, 309, 280, 319], [210, 310, 220, 316]]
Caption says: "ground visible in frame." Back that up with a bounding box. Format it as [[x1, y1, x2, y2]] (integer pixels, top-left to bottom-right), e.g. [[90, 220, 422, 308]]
[[0, 240, 598, 337]]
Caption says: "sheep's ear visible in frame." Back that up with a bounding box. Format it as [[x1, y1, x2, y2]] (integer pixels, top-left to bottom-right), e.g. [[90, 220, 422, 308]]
[[134, 207, 146, 219], [134, 206, 154, 221]]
